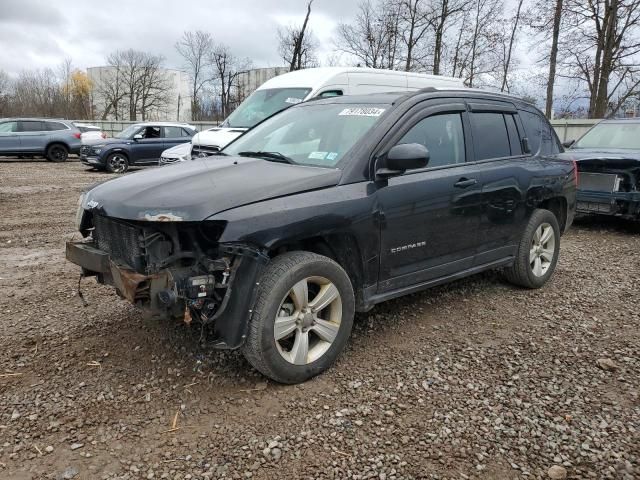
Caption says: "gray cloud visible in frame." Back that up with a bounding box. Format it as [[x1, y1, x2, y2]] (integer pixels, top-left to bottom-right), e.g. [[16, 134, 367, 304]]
[[0, 0, 359, 76]]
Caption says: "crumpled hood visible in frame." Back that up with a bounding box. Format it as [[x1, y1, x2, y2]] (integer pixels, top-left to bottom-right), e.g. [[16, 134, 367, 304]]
[[83, 156, 342, 221], [562, 148, 640, 161], [559, 149, 640, 170]]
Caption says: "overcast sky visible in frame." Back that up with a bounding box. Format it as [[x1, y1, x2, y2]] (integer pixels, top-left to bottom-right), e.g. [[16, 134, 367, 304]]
[[0, 0, 364, 76]]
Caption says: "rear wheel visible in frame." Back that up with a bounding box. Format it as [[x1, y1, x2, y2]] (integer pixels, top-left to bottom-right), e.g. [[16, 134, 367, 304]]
[[46, 144, 68, 162], [105, 153, 129, 173], [504, 208, 560, 288], [242, 252, 355, 384]]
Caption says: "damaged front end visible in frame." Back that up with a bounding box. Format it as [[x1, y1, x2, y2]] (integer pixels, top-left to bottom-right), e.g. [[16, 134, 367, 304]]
[[66, 211, 268, 349], [576, 157, 640, 219]]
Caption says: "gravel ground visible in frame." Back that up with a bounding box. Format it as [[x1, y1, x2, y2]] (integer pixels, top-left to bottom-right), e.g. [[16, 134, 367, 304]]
[[0, 160, 638, 480]]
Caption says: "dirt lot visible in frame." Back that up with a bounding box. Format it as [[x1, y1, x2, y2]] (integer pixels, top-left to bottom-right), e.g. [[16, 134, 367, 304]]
[[0, 159, 638, 480]]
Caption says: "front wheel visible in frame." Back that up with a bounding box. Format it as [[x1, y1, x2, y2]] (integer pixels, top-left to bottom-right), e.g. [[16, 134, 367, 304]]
[[504, 208, 560, 288], [46, 144, 68, 162], [242, 252, 355, 384], [105, 153, 129, 173]]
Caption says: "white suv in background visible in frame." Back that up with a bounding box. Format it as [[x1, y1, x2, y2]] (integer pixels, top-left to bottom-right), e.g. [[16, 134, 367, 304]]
[[187, 67, 465, 159]]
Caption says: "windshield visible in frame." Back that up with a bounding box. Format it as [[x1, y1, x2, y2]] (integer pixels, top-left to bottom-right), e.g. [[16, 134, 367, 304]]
[[116, 125, 141, 139], [223, 103, 388, 168], [224, 88, 311, 128], [573, 122, 640, 150]]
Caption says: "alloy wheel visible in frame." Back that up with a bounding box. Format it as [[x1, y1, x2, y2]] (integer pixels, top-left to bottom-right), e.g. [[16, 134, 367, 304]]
[[529, 222, 555, 277], [108, 154, 127, 173], [274, 276, 342, 365]]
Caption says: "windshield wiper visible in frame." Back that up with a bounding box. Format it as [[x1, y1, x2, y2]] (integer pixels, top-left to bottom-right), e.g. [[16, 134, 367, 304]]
[[238, 151, 296, 164]]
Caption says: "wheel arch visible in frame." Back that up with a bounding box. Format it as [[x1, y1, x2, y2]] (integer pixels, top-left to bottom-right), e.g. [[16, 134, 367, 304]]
[[45, 141, 70, 153], [270, 234, 366, 310], [537, 196, 567, 233]]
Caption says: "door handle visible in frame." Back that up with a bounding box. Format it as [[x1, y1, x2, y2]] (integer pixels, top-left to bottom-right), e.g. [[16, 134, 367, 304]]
[[454, 178, 478, 188]]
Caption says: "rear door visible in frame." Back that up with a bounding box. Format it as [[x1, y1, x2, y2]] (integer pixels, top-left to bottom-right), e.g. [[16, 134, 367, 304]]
[[376, 100, 485, 292], [132, 125, 164, 163], [162, 126, 192, 150], [0, 120, 20, 154], [467, 102, 538, 265], [17, 120, 48, 153]]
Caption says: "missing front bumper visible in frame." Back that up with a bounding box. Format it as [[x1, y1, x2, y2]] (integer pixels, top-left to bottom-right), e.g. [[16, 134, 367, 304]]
[[65, 240, 266, 349]]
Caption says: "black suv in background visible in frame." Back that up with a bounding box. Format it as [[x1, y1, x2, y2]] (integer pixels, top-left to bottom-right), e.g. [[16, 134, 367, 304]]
[[0, 118, 82, 161], [80, 122, 196, 173], [67, 89, 576, 383]]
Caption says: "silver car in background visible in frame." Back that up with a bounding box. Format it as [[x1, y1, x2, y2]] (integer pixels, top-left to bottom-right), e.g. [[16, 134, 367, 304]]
[[0, 118, 82, 161]]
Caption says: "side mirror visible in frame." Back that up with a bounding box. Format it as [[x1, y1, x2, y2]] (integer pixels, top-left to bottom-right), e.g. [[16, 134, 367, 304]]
[[133, 134, 143, 140], [377, 143, 430, 179], [562, 139, 575, 148]]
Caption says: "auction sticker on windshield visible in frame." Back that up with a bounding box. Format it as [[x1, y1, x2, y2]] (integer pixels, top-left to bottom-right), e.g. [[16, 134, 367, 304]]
[[285, 97, 303, 104], [338, 107, 386, 117]]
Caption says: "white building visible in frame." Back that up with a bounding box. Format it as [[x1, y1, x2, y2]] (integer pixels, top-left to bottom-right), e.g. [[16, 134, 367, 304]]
[[236, 67, 289, 101], [87, 66, 191, 122]]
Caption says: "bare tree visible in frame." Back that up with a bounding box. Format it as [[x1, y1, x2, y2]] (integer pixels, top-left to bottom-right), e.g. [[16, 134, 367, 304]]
[[0, 70, 10, 116], [137, 54, 173, 120], [336, 0, 403, 69], [278, 1, 318, 71], [546, 0, 564, 117], [562, 0, 640, 117], [427, 0, 470, 75], [210, 44, 251, 118], [499, 0, 525, 92], [464, 0, 503, 87], [101, 49, 173, 121], [175, 31, 214, 120], [394, 0, 430, 71]]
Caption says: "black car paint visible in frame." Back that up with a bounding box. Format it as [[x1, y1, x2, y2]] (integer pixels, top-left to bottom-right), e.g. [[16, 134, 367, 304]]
[[68, 90, 576, 349], [80, 126, 195, 168]]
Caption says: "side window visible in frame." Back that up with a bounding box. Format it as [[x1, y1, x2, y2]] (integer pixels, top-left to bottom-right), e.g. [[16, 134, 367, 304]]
[[141, 126, 161, 138], [317, 90, 343, 98], [518, 109, 560, 155], [396, 113, 465, 168], [45, 121, 68, 131], [18, 121, 46, 132], [469, 112, 510, 160], [163, 126, 184, 138], [504, 114, 522, 155], [180, 128, 192, 137], [0, 121, 18, 133]]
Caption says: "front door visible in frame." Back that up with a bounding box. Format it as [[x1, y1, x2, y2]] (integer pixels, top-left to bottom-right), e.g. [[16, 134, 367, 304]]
[[376, 106, 484, 292], [131, 126, 164, 164], [0, 120, 20, 154]]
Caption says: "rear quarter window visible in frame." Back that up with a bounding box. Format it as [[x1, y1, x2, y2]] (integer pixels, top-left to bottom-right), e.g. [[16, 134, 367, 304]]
[[46, 121, 69, 131], [519, 109, 560, 155]]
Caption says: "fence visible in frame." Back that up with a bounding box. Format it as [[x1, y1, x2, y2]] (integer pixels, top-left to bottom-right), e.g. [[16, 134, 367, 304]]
[[549, 119, 598, 142], [76, 118, 599, 143]]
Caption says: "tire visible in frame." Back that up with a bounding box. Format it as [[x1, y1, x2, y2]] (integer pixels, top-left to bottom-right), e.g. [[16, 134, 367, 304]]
[[105, 152, 129, 173], [46, 144, 68, 162], [242, 251, 355, 384], [504, 208, 560, 289]]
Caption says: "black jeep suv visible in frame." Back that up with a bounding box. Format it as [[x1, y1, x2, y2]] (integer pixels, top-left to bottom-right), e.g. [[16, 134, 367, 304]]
[[67, 89, 577, 384]]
